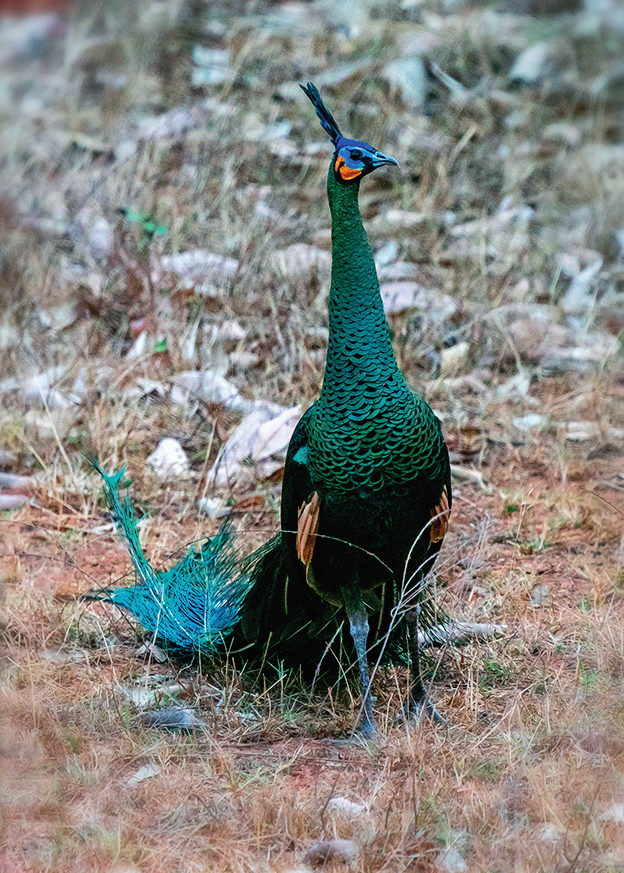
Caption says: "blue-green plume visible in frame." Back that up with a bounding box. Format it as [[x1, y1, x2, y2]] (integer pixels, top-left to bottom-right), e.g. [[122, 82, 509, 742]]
[[83, 462, 249, 655]]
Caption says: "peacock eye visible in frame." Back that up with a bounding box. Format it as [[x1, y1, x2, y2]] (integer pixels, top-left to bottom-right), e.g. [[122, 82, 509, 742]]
[[349, 149, 363, 160]]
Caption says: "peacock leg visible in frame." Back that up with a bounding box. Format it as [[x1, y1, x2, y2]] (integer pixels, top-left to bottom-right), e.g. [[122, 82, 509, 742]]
[[405, 606, 446, 724], [342, 586, 376, 738]]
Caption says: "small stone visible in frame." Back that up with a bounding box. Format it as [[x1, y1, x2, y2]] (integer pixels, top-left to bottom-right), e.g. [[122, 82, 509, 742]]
[[198, 497, 231, 519], [326, 797, 366, 817], [170, 370, 248, 412], [125, 331, 147, 360], [509, 41, 563, 84], [146, 438, 190, 479], [191, 47, 231, 87], [383, 56, 427, 110], [136, 641, 167, 663], [127, 763, 160, 786], [142, 707, 204, 732], [381, 282, 456, 319], [531, 584, 549, 606], [543, 122, 582, 147], [513, 414, 547, 432], [274, 244, 332, 279], [601, 804, 624, 823], [374, 240, 398, 269], [303, 839, 359, 868], [88, 217, 113, 260], [437, 847, 467, 873], [440, 342, 470, 377]]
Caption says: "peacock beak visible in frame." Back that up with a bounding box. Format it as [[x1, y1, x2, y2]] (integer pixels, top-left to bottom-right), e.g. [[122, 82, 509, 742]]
[[372, 151, 399, 169]]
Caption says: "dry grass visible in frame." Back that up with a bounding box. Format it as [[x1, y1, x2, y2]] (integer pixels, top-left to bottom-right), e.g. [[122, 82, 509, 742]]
[[2, 0, 624, 870]]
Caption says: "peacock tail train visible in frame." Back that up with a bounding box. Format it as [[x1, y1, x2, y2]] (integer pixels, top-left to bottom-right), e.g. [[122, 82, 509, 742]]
[[83, 461, 252, 657]]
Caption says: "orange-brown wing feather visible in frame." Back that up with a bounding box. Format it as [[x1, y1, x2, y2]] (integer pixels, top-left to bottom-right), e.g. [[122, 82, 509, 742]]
[[429, 485, 450, 543], [296, 492, 320, 566]]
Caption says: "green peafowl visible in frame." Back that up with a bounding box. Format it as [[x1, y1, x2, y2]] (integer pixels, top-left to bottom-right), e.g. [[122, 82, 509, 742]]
[[84, 83, 452, 737]]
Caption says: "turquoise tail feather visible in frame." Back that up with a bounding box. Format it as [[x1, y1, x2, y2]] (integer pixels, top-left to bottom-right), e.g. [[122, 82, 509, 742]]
[[83, 461, 250, 656]]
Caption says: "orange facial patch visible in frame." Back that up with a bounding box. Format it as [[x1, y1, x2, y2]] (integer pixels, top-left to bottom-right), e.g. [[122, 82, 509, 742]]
[[335, 155, 362, 181], [429, 486, 450, 543], [296, 492, 320, 566]]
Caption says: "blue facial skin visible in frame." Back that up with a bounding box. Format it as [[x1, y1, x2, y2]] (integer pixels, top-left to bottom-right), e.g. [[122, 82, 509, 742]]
[[333, 137, 399, 182]]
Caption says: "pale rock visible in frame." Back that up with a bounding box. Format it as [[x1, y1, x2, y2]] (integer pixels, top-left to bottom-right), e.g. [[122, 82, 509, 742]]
[[256, 458, 284, 479], [207, 403, 297, 488], [373, 209, 427, 231], [88, 216, 113, 260], [146, 439, 190, 479], [2, 363, 82, 409], [0, 324, 21, 351], [541, 333, 618, 374], [437, 846, 467, 873], [115, 139, 138, 162], [142, 706, 204, 731], [543, 122, 582, 148], [381, 281, 456, 319], [440, 342, 469, 377], [488, 303, 554, 329], [531, 584, 550, 606], [251, 405, 301, 462], [558, 421, 624, 442], [383, 56, 427, 110], [127, 764, 160, 786], [191, 47, 231, 87], [228, 351, 260, 371], [126, 331, 147, 360], [137, 108, 195, 140], [155, 251, 238, 290], [538, 823, 563, 842], [576, 144, 624, 174], [303, 839, 359, 868], [1, 365, 65, 396], [279, 61, 371, 100], [123, 684, 181, 709], [379, 261, 419, 281], [198, 497, 231, 519], [274, 244, 332, 279], [0, 472, 34, 489], [0, 13, 61, 65], [374, 239, 398, 269], [170, 370, 248, 411], [136, 641, 166, 662], [24, 408, 75, 439], [601, 803, 624, 823], [133, 377, 167, 399], [513, 414, 547, 431], [219, 320, 246, 341], [509, 41, 564, 84], [326, 796, 366, 817], [0, 493, 30, 509], [72, 365, 114, 398], [561, 256, 603, 315], [509, 319, 571, 362], [495, 371, 531, 401]]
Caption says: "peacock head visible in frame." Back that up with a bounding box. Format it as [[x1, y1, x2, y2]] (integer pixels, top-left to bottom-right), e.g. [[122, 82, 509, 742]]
[[300, 81, 398, 185]]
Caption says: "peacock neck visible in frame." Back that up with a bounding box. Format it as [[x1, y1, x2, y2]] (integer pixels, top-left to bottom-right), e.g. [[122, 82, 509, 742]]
[[319, 165, 404, 399]]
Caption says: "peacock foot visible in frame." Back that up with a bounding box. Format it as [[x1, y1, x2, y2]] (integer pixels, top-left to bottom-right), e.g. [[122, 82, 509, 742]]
[[356, 719, 378, 742], [397, 696, 447, 726]]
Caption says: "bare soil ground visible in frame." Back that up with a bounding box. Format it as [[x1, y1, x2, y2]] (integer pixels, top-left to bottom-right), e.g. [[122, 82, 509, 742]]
[[1, 1, 624, 871]]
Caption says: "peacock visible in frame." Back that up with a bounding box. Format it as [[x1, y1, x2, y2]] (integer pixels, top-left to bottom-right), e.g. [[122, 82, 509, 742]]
[[84, 83, 452, 737]]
